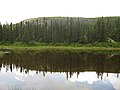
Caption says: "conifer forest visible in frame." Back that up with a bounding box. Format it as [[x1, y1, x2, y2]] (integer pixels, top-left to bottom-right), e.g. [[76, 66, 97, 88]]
[[0, 17, 120, 44]]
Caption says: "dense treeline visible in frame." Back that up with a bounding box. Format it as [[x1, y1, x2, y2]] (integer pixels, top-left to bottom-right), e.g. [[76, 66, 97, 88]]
[[0, 17, 120, 44]]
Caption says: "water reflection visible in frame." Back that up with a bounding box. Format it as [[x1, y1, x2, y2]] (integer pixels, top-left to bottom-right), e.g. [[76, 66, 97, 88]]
[[0, 52, 120, 79], [0, 51, 120, 90]]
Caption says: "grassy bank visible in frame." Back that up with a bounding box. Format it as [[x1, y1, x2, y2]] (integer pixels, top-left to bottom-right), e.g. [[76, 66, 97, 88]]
[[1, 45, 120, 55], [1, 41, 120, 47], [0, 42, 120, 54]]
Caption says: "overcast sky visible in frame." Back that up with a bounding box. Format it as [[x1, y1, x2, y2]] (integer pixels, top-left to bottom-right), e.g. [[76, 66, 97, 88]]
[[0, 0, 120, 23]]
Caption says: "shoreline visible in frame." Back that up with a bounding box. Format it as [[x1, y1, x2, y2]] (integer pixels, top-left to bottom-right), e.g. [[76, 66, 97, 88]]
[[1, 46, 120, 55]]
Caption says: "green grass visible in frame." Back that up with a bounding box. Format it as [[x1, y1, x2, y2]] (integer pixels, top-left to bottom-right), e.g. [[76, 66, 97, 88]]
[[1, 45, 120, 55], [1, 42, 120, 54]]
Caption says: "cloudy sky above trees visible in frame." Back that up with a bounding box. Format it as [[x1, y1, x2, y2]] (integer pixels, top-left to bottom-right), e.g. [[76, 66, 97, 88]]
[[0, 0, 120, 23]]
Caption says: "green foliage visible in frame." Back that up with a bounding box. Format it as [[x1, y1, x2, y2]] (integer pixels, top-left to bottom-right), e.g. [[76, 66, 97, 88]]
[[12, 42, 28, 46], [0, 17, 120, 44], [88, 42, 120, 47], [27, 41, 39, 46]]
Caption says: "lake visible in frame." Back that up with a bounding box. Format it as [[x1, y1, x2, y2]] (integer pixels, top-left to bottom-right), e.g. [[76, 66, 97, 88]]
[[0, 51, 120, 90]]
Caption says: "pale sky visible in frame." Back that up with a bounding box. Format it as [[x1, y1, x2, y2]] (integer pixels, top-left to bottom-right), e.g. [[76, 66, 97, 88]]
[[0, 0, 120, 24]]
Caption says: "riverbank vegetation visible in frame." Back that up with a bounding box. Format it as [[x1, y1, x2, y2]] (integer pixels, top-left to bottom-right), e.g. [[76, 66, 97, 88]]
[[4, 41, 120, 47], [1, 43, 120, 55]]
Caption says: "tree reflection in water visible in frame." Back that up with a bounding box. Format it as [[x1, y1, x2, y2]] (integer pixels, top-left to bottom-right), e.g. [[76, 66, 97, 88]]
[[0, 51, 120, 80]]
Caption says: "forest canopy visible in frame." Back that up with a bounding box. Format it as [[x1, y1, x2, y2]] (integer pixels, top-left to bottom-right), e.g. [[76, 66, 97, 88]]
[[0, 17, 120, 44]]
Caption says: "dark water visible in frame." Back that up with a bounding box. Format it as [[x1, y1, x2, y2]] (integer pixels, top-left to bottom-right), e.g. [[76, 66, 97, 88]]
[[0, 51, 120, 90]]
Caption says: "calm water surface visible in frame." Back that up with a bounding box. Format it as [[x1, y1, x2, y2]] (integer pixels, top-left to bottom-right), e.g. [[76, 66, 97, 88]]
[[0, 51, 120, 90]]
